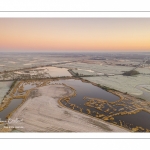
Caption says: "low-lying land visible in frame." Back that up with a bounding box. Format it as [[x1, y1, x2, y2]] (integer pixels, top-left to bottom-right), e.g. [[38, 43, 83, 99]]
[[6, 83, 126, 132], [1, 77, 150, 132]]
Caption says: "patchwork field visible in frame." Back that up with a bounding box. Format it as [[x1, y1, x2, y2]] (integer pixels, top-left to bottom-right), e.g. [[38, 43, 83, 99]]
[[54, 62, 134, 75], [0, 53, 79, 72], [0, 52, 150, 132], [0, 66, 71, 80]]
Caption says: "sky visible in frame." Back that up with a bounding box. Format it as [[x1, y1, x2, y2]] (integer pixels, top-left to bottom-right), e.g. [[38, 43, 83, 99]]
[[0, 18, 150, 52]]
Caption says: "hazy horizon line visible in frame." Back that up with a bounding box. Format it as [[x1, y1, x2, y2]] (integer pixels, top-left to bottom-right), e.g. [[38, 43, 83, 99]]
[[0, 51, 150, 53]]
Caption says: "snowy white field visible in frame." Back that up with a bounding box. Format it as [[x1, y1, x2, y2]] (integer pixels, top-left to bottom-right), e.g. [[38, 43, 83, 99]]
[[83, 74, 150, 100], [55, 62, 134, 75], [136, 68, 150, 74], [0, 53, 78, 72], [73, 69, 97, 75], [143, 85, 150, 90], [115, 60, 140, 65], [35, 66, 72, 77]]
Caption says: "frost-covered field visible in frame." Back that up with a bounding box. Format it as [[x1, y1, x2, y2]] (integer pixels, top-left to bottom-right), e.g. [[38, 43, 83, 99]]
[[35, 66, 72, 77], [56, 62, 150, 75], [72, 69, 97, 75], [0, 66, 71, 80], [0, 59, 73, 72], [136, 68, 150, 74], [83, 75, 150, 100], [55, 62, 134, 75], [143, 85, 150, 90], [116, 60, 140, 65], [0, 81, 13, 103], [0, 53, 78, 72]]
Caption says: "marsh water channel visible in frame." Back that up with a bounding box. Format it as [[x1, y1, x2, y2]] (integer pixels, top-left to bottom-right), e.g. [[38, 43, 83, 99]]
[[0, 99, 23, 121], [52, 79, 150, 131], [0, 79, 150, 131]]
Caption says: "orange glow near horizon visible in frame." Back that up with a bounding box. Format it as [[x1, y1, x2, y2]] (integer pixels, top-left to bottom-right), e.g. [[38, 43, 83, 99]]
[[0, 18, 150, 52]]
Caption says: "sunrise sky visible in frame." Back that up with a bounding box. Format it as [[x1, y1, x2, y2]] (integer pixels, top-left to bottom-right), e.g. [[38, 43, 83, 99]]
[[0, 18, 150, 52]]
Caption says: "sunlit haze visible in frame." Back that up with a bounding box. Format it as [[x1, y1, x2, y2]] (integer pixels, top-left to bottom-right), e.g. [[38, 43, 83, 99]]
[[0, 18, 150, 52]]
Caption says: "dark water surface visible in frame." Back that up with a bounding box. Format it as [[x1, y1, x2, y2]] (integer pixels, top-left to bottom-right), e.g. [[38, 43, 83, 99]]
[[53, 79, 119, 103], [53, 79, 150, 131], [0, 99, 23, 121], [114, 111, 150, 129]]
